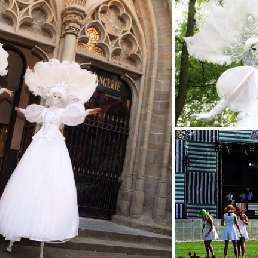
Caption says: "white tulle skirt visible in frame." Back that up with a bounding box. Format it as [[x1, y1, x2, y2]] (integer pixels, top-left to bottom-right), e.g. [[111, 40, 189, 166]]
[[0, 136, 79, 241]]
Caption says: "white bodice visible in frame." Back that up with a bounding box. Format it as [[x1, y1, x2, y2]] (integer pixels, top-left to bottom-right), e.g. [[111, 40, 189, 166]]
[[21, 103, 90, 142], [38, 108, 64, 140]]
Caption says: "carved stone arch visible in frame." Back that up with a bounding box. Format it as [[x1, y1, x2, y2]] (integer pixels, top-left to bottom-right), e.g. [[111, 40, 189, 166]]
[[78, 0, 146, 71], [120, 73, 138, 99], [1, 0, 62, 44], [31, 45, 50, 61]]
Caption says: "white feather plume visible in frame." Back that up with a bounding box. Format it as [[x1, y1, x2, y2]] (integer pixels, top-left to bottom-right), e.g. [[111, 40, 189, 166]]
[[185, 0, 258, 65], [0, 43, 8, 76], [25, 59, 98, 105]]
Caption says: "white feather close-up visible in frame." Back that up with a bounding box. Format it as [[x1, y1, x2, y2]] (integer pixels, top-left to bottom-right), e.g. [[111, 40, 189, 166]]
[[25, 59, 98, 105], [185, 0, 258, 65], [0, 43, 8, 76]]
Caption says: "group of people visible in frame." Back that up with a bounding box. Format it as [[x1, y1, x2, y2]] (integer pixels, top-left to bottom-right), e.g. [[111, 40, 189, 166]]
[[225, 188, 253, 206], [198, 205, 249, 258], [239, 188, 253, 202]]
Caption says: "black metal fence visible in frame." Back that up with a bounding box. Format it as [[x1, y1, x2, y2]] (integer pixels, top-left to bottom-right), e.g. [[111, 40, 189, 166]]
[[64, 112, 129, 219]]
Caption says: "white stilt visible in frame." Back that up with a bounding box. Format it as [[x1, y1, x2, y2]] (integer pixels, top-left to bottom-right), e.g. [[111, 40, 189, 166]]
[[39, 242, 44, 258], [7, 241, 14, 253]]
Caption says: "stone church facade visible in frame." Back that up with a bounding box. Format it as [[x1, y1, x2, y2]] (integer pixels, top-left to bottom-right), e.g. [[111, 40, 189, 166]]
[[0, 0, 171, 234]]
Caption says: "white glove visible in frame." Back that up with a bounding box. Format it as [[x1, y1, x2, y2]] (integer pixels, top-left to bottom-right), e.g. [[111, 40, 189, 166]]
[[191, 98, 228, 121]]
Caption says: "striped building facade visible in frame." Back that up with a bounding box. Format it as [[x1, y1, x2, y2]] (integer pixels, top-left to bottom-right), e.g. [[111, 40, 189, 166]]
[[175, 130, 258, 219]]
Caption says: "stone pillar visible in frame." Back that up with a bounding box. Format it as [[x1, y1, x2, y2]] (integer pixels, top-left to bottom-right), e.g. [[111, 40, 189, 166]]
[[153, 87, 172, 222], [61, 4, 87, 61]]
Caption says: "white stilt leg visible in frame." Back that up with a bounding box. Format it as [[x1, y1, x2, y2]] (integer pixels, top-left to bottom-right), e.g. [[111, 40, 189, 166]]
[[7, 241, 14, 253], [39, 242, 44, 258]]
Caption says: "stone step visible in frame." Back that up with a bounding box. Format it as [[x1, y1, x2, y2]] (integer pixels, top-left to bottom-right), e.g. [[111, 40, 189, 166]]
[[0, 237, 171, 257], [78, 227, 172, 247], [0, 217, 172, 257], [78, 217, 172, 247], [46, 237, 172, 257]]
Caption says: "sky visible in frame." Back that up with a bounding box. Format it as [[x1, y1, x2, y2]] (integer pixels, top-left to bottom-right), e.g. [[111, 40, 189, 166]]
[[174, 0, 188, 24]]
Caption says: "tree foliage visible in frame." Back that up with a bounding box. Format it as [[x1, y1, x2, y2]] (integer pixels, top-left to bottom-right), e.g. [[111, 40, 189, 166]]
[[175, 0, 238, 127]]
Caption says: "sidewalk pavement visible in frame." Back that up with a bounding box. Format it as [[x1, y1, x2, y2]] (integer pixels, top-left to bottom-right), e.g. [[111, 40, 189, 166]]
[[0, 243, 170, 258]]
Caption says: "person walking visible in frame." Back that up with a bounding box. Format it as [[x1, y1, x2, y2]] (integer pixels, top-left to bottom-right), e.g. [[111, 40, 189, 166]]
[[197, 209, 217, 258], [235, 207, 249, 258], [221, 205, 242, 258]]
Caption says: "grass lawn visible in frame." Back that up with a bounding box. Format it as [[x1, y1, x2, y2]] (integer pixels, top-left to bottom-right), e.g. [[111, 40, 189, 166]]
[[175, 240, 258, 258]]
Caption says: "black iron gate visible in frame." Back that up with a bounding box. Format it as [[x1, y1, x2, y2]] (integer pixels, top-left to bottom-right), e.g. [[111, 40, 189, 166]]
[[64, 90, 131, 219]]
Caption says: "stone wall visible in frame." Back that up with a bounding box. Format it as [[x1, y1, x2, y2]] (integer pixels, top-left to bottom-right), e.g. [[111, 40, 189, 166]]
[[176, 219, 258, 241]]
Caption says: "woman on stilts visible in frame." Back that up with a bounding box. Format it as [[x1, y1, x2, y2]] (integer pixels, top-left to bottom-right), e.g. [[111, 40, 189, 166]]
[[0, 59, 100, 258]]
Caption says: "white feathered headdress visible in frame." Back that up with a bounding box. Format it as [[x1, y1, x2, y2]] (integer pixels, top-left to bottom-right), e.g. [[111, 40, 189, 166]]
[[185, 0, 258, 65], [25, 59, 98, 105], [0, 43, 8, 76]]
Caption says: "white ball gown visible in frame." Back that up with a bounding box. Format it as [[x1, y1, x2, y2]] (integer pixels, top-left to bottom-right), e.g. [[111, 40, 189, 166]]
[[216, 65, 258, 127], [0, 103, 89, 241]]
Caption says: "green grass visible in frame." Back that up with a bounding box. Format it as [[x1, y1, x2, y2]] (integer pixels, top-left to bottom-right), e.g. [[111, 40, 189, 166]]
[[175, 240, 258, 258]]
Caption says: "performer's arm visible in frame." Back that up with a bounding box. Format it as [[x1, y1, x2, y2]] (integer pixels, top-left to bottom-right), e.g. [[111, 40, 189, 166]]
[[205, 217, 214, 236], [191, 98, 228, 121], [0, 88, 13, 97], [88, 108, 101, 115], [15, 107, 26, 114], [15, 105, 44, 123]]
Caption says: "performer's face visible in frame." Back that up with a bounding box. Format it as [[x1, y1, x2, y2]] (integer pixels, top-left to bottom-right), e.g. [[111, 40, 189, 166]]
[[51, 92, 63, 107], [250, 44, 258, 64]]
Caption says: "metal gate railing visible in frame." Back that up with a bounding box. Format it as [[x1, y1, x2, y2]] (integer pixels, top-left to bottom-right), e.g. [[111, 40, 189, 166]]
[[64, 112, 129, 219]]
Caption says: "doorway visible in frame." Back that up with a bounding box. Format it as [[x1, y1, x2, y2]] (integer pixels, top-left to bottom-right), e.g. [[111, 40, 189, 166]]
[[218, 142, 258, 217], [64, 88, 131, 219], [0, 43, 26, 193]]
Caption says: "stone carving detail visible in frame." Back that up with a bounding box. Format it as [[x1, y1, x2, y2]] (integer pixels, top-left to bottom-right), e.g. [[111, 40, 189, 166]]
[[0, 0, 57, 38], [62, 7, 86, 37], [65, 0, 87, 6], [78, 27, 104, 56], [100, 6, 130, 36], [0, 0, 12, 25], [78, 0, 142, 69]]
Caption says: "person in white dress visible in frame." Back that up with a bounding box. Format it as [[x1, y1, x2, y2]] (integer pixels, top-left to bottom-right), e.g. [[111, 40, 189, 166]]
[[0, 59, 100, 258], [197, 209, 217, 258], [235, 207, 249, 258], [221, 205, 242, 258], [184, 0, 258, 127]]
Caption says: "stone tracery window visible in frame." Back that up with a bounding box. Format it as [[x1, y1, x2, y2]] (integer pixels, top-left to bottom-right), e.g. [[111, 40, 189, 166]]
[[78, 0, 142, 69], [100, 7, 127, 36], [0, 0, 57, 39], [78, 27, 104, 56]]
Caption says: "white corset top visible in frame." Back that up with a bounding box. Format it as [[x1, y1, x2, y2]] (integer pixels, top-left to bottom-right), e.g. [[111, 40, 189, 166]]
[[35, 108, 65, 141]]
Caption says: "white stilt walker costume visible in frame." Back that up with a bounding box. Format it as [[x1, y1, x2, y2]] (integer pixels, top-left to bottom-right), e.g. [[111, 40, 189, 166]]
[[185, 0, 258, 127], [0, 59, 99, 257]]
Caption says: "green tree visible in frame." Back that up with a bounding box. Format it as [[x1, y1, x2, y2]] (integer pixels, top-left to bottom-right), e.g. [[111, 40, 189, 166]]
[[175, 0, 238, 127]]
